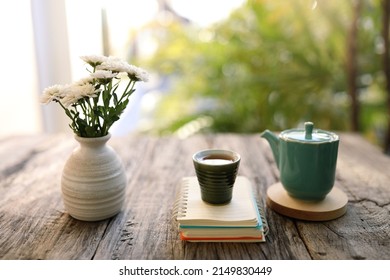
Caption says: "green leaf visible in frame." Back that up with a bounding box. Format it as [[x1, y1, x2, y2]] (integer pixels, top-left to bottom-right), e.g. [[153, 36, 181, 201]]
[[126, 89, 136, 96], [95, 106, 105, 118], [113, 93, 118, 106]]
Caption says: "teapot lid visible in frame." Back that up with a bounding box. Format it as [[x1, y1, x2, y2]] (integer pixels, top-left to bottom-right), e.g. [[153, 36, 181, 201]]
[[280, 122, 338, 143]]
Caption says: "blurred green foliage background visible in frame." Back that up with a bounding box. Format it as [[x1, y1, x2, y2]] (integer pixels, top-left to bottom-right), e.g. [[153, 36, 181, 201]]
[[140, 0, 388, 149]]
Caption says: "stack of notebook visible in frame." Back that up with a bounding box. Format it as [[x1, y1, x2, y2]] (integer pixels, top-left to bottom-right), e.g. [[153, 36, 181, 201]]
[[174, 176, 267, 242]]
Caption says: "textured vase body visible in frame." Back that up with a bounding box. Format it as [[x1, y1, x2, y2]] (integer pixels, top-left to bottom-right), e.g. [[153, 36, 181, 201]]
[[61, 134, 127, 221]]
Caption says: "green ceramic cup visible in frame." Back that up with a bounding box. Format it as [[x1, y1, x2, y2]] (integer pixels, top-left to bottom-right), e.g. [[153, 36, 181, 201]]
[[193, 149, 240, 204], [261, 122, 339, 201]]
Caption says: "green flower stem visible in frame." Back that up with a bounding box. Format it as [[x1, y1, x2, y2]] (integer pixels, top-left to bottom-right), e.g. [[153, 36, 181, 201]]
[[86, 98, 102, 133], [92, 96, 102, 133], [118, 79, 136, 104], [101, 83, 109, 135], [58, 101, 80, 135]]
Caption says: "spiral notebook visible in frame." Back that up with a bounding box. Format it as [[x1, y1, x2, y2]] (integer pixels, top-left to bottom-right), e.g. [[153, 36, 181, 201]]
[[174, 176, 268, 242]]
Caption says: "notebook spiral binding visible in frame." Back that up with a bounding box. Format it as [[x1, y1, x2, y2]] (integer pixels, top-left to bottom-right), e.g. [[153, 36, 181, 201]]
[[173, 178, 269, 236], [172, 178, 191, 220], [256, 199, 269, 236]]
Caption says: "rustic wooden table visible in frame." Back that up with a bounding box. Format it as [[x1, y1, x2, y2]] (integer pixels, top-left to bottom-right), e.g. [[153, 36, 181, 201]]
[[0, 133, 389, 260]]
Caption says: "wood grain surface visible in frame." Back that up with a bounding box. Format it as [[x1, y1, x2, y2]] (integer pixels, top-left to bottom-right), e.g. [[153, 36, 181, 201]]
[[0, 133, 389, 260]]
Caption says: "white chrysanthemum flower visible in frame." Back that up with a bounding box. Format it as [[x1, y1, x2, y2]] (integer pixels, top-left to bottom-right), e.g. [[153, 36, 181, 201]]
[[40, 84, 65, 104], [61, 83, 101, 108], [96, 59, 129, 73], [76, 83, 101, 98], [90, 70, 118, 80], [75, 76, 95, 86], [56, 85, 73, 107], [80, 55, 108, 67], [126, 65, 149, 82], [95, 56, 149, 82]]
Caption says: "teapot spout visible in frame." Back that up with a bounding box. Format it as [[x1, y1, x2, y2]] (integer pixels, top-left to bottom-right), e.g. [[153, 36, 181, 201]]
[[260, 130, 280, 168]]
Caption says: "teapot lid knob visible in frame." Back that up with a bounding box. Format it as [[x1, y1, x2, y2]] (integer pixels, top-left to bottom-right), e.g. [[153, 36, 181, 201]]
[[305, 122, 314, 139]]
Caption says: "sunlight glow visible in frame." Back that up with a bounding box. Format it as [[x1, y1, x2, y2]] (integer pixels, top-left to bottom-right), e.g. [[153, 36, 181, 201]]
[[171, 0, 245, 26]]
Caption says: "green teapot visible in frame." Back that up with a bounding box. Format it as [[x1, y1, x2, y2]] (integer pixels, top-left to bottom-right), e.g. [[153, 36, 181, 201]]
[[261, 122, 339, 201]]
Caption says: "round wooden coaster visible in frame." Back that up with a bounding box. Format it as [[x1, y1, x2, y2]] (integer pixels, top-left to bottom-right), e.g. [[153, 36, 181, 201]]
[[266, 182, 348, 221]]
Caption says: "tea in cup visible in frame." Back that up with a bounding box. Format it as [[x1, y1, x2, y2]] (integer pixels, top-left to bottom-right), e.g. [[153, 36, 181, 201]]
[[193, 149, 240, 204]]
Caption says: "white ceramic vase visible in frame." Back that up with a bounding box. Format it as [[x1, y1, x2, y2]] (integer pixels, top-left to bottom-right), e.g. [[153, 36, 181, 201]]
[[61, 134, 127, 221]]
